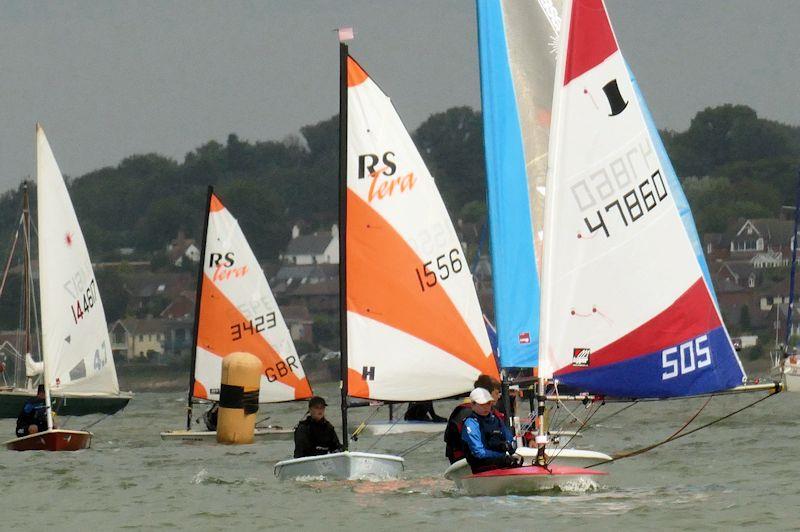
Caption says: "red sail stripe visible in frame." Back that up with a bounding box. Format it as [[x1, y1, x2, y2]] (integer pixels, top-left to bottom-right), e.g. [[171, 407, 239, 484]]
[[564, 0, 619, 85], [556, 278, 721, 374]]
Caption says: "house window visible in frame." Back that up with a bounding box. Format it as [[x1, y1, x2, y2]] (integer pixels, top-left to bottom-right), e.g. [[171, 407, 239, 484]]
[[139, 334, 144, 342], [707, 243, 713, 254], [115, 330, 125, 344], [748, 275, 755, 288]]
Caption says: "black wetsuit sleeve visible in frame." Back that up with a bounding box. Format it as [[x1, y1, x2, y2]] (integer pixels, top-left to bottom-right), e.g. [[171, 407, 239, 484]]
[[327, 422, 342, 452], [294, 422, 312, 458]]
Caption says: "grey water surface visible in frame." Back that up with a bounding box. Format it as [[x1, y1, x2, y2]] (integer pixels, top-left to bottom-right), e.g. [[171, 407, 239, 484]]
[[0, 382, 797, 531]]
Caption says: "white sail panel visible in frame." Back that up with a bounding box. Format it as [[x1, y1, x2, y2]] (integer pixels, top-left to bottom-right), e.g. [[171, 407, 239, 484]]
[[345, 56, 497, 400], [194, 194, 312, 403], [36, 125, 119, 395], [538, 0, 744, 397]]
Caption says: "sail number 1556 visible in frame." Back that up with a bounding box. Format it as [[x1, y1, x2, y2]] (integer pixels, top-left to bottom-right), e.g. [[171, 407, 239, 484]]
[[415, 248, 463, 292]]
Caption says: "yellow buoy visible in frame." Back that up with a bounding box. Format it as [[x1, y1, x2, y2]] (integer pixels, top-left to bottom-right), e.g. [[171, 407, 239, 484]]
[[216, 352, 262, 444]]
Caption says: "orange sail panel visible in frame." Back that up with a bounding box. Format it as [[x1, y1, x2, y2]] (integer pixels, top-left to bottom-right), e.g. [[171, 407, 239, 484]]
[[193, 193, 312, 402], [345, 56, 497, 401]]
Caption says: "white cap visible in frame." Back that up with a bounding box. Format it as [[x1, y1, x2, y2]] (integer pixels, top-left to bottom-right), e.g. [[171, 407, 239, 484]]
[[469, 387, 493, 404]]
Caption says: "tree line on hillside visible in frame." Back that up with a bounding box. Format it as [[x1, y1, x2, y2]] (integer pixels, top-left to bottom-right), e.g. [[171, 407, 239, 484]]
[[0, 103, 796, 271]]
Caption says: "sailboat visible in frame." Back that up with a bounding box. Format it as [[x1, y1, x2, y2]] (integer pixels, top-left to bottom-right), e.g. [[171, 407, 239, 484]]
[[274, 37, 499, 480], [444, 0, 610, 493], [5, 124, 130, 451], [448, 0, 775, 495], [161, 187, 313, 441]]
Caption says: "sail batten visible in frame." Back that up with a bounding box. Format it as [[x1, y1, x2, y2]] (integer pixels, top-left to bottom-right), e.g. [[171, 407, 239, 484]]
[[193, 192, 312, 403], [345, 55, 497, 401], [539, 0, 745, 397]]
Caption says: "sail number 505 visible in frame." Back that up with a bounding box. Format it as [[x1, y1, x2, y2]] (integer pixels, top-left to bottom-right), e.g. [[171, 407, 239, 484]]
[[415, 248, 463, 292], [662, 334, 711, 380]]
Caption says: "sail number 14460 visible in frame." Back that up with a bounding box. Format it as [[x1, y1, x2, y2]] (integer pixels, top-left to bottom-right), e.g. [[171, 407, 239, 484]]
[[661, 334, 711, 380], [71, 279, 98, 324]]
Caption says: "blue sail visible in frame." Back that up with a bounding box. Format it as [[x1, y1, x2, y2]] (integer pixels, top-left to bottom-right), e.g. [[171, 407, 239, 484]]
[[476, 0, 561, 368]]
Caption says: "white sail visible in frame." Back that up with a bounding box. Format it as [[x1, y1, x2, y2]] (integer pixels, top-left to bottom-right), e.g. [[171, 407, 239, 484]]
[[36, 125, 119, 395], [193, 193, 313, 403], [345, 56, 498, 401], [537, 0, 744, 397]]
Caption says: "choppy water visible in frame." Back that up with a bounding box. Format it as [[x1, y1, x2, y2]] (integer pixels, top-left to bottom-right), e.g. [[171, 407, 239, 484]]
[[0, 382, 797, 531]]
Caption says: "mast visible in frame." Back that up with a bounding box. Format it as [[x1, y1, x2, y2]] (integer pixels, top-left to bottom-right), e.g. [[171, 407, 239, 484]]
[[187, 185, 214, 430], [22, 184, 32, 360], [337, 39, 349, 450], [783, 168, 800, 358]]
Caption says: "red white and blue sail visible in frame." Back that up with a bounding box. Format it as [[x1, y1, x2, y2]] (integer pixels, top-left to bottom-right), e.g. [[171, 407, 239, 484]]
[[476, 0, 562, 368], [538, 0, 745, 397]]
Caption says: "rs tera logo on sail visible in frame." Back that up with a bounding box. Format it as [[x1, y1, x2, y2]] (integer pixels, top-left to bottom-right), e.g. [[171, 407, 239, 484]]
[[209, 252, 248, 281], [661, 334, 712, 380], [358, 152, 416, 202]]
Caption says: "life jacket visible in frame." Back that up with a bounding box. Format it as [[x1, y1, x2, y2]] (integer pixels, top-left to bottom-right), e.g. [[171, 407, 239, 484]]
[[444, 403, 472, 462], [467, 411, 508, 455]]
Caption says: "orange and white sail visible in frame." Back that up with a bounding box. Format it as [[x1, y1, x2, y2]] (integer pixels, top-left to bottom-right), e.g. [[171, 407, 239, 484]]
[[345, 56, 498, 401], [193, 193, 312, 402]]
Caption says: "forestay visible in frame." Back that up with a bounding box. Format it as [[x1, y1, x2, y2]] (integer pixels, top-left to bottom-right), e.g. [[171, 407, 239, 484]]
[[476, 0, 562, 368], [345, 56, 498, 401], [36, 125, 120, 395], [539, 0, 745, 397], [193, 193, 312, 402]]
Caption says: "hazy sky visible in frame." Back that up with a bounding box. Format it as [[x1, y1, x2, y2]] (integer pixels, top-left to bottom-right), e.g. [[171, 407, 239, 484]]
[[0, 0, 798, 192]]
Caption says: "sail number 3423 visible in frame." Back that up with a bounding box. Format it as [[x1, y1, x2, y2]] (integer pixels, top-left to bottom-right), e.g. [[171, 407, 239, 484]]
[[661, 334, 711, 380]]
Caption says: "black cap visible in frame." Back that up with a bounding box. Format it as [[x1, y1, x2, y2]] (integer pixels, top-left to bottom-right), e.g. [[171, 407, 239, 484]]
[[308, 396, 327, 408]]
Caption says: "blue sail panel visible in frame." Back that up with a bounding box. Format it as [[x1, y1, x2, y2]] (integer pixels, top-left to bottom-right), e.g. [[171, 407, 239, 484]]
[[476, 0, 540, 368]]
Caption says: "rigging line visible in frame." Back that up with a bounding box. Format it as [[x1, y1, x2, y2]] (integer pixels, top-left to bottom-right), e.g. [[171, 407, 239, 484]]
[[398, 431, 441, 457], [79, 413, 111, 431], [546, 401, 604, 466], [585, 388, 781, 469], [0, 214, 23, 302], [582, 400, 639, 431], [351, 405, 383, 443]]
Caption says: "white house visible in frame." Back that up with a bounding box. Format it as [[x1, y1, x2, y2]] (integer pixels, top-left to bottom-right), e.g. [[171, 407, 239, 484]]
[[280, 225, 339, 265]]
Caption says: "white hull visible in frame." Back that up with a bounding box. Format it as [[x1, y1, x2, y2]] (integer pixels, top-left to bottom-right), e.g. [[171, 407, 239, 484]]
[[784, 371, 800, 392], [160, 427, 293, 442], [444, 446, 611, 486], [274, 451, 405, 481], [364, 420, 445, 435]]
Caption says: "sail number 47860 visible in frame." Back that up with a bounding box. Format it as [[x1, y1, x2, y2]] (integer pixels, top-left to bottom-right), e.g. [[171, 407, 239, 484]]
[[415, 248, 463, 292], [661, 334, 711, 380]]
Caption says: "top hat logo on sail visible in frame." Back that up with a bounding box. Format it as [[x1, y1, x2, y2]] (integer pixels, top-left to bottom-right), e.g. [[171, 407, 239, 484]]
[[602, 79, 628, 116]]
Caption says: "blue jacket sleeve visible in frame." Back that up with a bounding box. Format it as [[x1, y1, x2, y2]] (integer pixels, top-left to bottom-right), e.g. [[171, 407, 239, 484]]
[[461, 418, 506, 460]]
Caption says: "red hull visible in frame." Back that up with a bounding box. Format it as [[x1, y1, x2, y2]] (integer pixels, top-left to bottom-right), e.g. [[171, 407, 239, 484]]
[[4, 429, 92, 451], [468, 464, 607, 478]]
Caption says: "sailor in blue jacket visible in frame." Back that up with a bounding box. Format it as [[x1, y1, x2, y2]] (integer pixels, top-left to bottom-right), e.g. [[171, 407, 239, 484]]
[[461, 387, 520, 473]]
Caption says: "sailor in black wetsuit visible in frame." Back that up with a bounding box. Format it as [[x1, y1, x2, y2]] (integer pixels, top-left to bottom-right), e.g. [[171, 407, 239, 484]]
[[15, 384, 48, 437], [404, 401, 446, 422], [293, 396, 343, 458]]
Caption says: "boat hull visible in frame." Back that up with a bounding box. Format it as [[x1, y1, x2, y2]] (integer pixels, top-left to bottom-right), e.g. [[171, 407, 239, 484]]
[[457, 464, 607, 496], [4, 429, 92, 451], [364, 420, 445, 435], [0, 389, 132, 418], [160, 427, 293, 442], [274, 451, 405, 481], [444, 447, 611, 484]]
